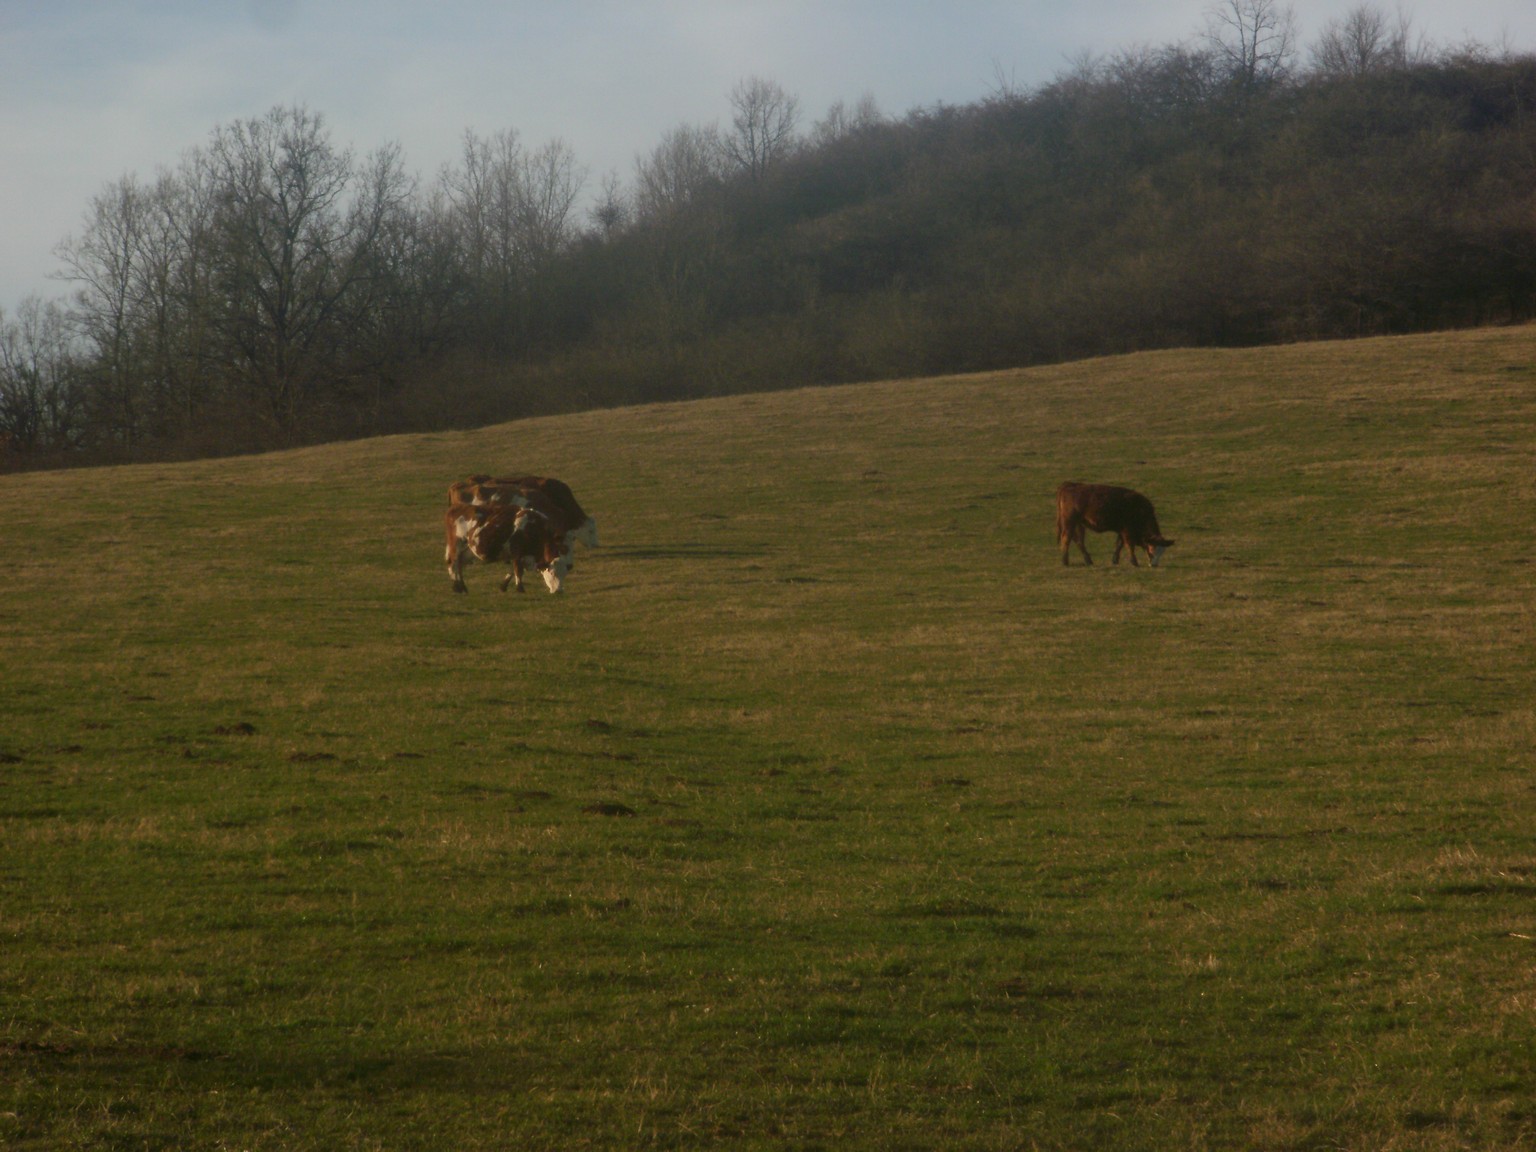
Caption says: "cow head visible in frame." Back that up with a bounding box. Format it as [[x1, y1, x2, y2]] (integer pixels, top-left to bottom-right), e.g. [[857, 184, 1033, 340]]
[[573, 516, 600, 548], [539, 550, 572, 593], [1148, 537, 1176, 567]]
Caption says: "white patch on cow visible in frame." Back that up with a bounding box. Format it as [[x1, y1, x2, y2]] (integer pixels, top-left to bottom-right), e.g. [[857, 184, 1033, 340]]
[[575, 517, 599, 548], [1150, 544, 1168, 567]]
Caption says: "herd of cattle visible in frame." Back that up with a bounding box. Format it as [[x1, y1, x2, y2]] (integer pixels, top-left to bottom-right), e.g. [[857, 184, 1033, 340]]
[[443, 473, 1173, 594]]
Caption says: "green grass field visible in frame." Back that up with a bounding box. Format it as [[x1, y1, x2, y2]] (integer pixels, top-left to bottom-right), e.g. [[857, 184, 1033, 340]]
[[3, 327, 1535, 1149]]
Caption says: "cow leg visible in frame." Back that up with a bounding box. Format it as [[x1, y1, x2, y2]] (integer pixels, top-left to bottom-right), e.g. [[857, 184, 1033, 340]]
[[447, 543, 468, 593], [500, 552, 525, 592], [1063, 516, 1091, 565]]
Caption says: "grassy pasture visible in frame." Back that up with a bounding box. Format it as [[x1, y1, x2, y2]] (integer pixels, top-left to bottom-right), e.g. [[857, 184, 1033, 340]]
[[2, 327, 1536, 1149]]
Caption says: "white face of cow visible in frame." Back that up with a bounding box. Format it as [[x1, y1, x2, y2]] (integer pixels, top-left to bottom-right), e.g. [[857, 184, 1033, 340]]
[[1149, 543, 1169, 567], [540, 552, 571, 594], [573, 517, 599, 548]]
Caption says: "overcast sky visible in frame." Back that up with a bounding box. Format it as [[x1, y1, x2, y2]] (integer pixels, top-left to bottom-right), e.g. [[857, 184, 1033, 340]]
[[3, 0, 1533, 313]]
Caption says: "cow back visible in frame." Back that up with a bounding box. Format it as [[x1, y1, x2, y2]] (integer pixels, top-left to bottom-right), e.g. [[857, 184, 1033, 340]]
[[449, 477, 533, 508], [493, 476, 586, 526], [1059, 481, 1165, 539]]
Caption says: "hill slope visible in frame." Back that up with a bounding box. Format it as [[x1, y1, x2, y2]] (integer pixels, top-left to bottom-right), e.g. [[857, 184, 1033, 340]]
[[2, 328, 1535, 1148]]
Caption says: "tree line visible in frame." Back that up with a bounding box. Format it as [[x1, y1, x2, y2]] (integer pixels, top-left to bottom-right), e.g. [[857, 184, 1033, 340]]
[[4, 1, 1535, 469]]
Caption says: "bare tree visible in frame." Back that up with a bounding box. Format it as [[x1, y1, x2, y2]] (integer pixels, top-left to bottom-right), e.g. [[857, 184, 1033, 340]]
[[56, 175, 157, 448], [57, 154, 230, 449], [146, 163, 222, 435], [1102, 43, 1223, 115], [514, 138, 585, 271], [441, 128, 585, 352], [442, 127, 521, 304], [1310, 4, 1427, 76], [629, 124, 734, 340], [0, 298, 81, 453], [724, 76, 800, 181], [201, 105, 411, 434], [633, 123, 726, 219], [590, 170, 630, 239], [811, 93, 884, 147], [443, 130, 584, 280], [1203, 0, 1298, 91]]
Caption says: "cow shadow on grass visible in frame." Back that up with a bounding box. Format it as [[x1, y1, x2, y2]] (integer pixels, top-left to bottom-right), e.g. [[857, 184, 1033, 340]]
[[599, 543, 766, 562]]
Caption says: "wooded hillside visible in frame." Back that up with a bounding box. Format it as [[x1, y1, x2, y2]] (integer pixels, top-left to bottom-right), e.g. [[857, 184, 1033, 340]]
[[4, 3, 1535, 468]]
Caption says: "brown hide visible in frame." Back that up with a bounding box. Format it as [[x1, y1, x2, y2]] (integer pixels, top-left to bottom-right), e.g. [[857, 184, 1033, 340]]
[[491, 475, 588, 531], [1056, 481, 1174, 567], [447, 475, 524, 507]]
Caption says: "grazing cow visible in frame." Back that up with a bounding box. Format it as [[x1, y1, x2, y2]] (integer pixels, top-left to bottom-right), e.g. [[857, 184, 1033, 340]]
[[444, 499, 571, 594], [447, 474, 599, 549], [1056, 481, 1175, 567]]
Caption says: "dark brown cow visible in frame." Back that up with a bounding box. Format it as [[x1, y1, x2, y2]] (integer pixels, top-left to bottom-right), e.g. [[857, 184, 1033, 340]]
[[1056, 481, 1175, 567], [444, 496, 571, 594]]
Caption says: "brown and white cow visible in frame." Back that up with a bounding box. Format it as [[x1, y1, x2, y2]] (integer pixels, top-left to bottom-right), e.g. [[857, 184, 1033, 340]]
[[448, 474, 599, 549], [1056, 481, 1175, 567], [444, 498, 571, 594]]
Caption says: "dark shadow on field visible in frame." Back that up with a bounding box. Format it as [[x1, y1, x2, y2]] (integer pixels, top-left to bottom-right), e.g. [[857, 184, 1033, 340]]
[[599, 544, 765, 561], [10, 1041, 576, 1096], [266, 1047, 589, 1095]]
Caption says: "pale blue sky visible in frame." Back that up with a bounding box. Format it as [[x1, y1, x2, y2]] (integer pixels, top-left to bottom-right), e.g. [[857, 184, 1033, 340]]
[[3, 0, 1533, 312]]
